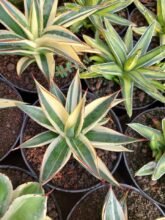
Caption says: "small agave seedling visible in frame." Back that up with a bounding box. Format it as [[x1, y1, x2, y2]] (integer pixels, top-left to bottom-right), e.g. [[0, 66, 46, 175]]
[[133, 0, 165, 45], [102, 187, 128, 220], [81, 20, 165, 117], [128, 119, 165, 181], [0, 0, 97, 82], [0, 173, 51, 220], [0, 73, 138, 185], [64, 0, 133, 32]]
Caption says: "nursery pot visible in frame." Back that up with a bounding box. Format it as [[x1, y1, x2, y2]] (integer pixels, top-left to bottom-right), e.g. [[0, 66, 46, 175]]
[[0, 56, 76, 93], [67, 184, 164, 220], [20, 93, 122, 193], [0, 76, 24, 161], [124, 107, 165, 208], [0, 165, 63, 220]]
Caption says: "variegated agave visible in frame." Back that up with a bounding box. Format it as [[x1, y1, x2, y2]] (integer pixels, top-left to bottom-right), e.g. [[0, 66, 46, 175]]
[[133, 0, 165, 45], [0, 173, 50, 220], [102, 187, 128, 220], [64, 0, 133, 32], [0, 0, 97, 82], [128, 119, 165, 181], [81, 20, 165, 117], [1, 73, 138, 185]]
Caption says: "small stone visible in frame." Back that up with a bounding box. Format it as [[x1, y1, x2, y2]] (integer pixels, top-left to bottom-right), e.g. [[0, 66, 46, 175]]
[[7, 63, 15, 71], [150, 180, 157, 186]]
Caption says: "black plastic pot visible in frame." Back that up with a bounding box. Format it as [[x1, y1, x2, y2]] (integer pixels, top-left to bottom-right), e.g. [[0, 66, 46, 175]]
[[0, 76, 24, 161], [20, 93, 123, 193], [0, 165, 63, 220], [67, 184, 165, 220], [124, 107, 165, 208]]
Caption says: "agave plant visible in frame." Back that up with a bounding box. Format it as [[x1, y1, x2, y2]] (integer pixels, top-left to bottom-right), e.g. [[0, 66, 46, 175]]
[[0, 73, 138, 185], [102, 187, 128, 220], [128, 119, 165, 181], [0, 173, 50, 220], [0, 0, 97, 82], [81, 20, 165, 117], [64, 0, 133, 32], [133, 0, 165, 45]]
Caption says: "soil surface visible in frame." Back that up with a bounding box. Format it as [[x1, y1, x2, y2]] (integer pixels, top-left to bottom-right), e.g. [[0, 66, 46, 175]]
[[0, 80, 23, 159], [0, 167, 61, 220], [22, 96, 121, 191], [67, 185, 162, 220], [0, 55, 76, 92], [85, 78, 154, 109], [125, 108, 165, 205], [140, 0, 156, 4]]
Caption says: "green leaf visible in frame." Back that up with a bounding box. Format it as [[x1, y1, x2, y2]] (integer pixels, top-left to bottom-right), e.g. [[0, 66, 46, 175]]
[[0, 174, 13, 217], [105, 12, 132, 26], [124, 26, 133, 53], [135, 161, 156, 177], [35, 80, 68, 135], [35, 53, 55, 82], [43, 0, 58, 27], [0, 30, 23, 40], [1, 195, 47, 220], [152, 152, 165, 180], [103, 19, 127, 66], [120, 77, 134, 117], [157, 0, 165, 26], [65, 96, 85, 138], [0, 0, 33, 39], [0, 99, 24, 109], [83, 91, 119, 134], [66, 134, 99, 178], [53, 7, 98, 27], [128, 123, 161, 140], [86, 125, 137, 148], [66, 73, 82, 114], [162, 118, 165, 139], [13, 182, 44, 200], [20, 131, 58, 149], [129, 23, 156, 56], [102, 188, 125, 220], [17, 104, 56, 132], [17, 57, 34, 76], [24, 0, 32, 19], [140, 67, 165, 80], [40, 136, 71, 184], [49, 81, 66, 106]]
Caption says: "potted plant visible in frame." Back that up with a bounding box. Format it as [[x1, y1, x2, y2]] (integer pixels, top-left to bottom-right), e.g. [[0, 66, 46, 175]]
[[67, 184, 164, 220], [124, 107, 165, 207]]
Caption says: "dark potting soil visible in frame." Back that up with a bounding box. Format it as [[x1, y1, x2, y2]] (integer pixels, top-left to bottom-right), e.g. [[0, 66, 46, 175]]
[[0, 81, 23, 159], [125, 108, 165, 205], [86, 78, 154, 108], [140, 0, 156, 4], [0, 55, 75, 92], [68, 185, 162, 220], [23, 110, 120, 191], [0, 167, 60, 220]]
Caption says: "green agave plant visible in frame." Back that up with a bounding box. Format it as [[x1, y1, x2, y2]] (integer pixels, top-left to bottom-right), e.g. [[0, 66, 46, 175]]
[[81, 20, 165, 117], [0, 0, 97, 82], [133, 0, 165, 45], [102, 187, 128, 220], [0, 73, 138, 185], [128, 119, 165, 181], [0, 173, 50, 220], [64, 0, 133, 32]]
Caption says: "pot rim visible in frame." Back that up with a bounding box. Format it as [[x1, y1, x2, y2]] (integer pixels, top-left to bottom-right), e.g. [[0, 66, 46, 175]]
[[124, 107, 165, 208], [20, 96, 123, 193], [0, 76, 24, 162], [0, 165, 63, 220], [66, 183, 165, 220]]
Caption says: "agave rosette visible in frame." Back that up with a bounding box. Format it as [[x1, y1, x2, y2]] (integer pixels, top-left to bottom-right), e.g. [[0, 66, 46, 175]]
[[133, 0, 165, 45], [0, 0, 97, 82], [128, 119, 165, 181], [0, 173, 50, 220], [64, 0, 133, 31], [0, 73, 137, 185], [81, 21, 165, 117]]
